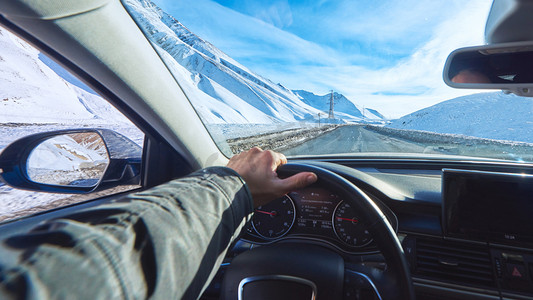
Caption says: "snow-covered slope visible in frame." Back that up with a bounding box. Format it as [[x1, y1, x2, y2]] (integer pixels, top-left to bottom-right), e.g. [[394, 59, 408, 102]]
[[0, 28, 132, 125], [366, 108, 385, 120], [123, 0, 383, 124], [0, 0, 384, 129], [389, 92, 533, 143]]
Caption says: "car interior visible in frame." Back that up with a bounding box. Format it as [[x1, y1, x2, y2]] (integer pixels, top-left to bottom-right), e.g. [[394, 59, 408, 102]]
[[2, 0, 533, 299]]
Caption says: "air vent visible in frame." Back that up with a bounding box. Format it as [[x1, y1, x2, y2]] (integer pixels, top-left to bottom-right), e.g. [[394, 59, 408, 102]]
[[413, 238, 495, 288]]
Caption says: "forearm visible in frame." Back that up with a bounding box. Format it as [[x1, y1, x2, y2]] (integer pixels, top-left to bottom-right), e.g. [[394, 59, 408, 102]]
[[0, 167, 254, 300], [128, 166, 254, 299]]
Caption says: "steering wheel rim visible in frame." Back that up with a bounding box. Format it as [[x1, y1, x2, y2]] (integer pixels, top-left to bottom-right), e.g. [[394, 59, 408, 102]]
[[222, 163, 415, 300]]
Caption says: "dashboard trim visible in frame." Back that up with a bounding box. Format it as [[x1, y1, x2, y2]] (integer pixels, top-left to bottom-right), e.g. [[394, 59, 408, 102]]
[[240, 235, 381, 255], [413, 278, 500, 299], [442, 168, 533, 179]]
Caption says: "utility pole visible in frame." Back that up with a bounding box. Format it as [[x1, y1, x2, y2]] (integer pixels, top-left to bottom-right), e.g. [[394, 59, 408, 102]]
[[318, 112, 322, 127], [328, 90, 335, 119], [362, 105, 365, 122]]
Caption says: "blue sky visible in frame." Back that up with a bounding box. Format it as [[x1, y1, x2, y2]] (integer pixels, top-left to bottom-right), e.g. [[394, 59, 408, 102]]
[[153, 0, 492, 118]]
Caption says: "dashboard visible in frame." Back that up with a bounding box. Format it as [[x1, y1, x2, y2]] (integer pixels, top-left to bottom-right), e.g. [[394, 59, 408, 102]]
[[241, 186, 398, 253], [6, 154, 531, 300], [212, 159, 533, 300]]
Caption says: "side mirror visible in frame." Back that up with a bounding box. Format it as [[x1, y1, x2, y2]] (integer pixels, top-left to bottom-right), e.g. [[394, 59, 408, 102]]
[[0, 129, 142, 193], [443, 41, 533, 97], [27, 132, 110, 187]]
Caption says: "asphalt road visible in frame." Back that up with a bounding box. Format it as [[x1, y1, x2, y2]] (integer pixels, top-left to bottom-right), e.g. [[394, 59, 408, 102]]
[[283, 125, 437, 156]]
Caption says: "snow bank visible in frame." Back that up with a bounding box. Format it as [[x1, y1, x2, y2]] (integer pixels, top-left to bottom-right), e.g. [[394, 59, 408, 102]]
[[389, 92, 533, 144]]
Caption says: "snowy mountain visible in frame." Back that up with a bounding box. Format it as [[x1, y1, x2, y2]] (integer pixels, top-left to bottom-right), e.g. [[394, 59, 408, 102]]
[[366, 108, 385, 120], [388, 92, 533, 144], [293, 90, 383, 121], [123, 0, 382, 123], [0, 0, 383, 129], [0, 28, 132, 125]]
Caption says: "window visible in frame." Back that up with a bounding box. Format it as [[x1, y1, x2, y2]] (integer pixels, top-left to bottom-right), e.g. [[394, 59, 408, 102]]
[[0, 26, 144, 222]]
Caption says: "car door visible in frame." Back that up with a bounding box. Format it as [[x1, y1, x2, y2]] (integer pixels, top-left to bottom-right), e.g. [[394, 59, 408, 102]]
[[0, 0, 225, 217], [0, 1, 226, 298]]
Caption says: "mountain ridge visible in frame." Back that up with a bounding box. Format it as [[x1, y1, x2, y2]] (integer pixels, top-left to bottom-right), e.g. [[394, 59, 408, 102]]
[[124, 0, 383, 123], [293, 90, 383, 121]]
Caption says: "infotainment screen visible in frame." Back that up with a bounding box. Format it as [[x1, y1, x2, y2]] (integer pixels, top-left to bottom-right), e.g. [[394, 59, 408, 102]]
[[443, 169, 533, 246]]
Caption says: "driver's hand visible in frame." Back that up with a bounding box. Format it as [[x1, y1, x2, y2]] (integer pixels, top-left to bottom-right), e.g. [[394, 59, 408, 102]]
[[227, 147, 317, 207]]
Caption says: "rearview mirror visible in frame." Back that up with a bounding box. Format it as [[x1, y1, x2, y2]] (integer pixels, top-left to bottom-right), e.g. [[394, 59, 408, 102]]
[[443, 42, 533, 97]]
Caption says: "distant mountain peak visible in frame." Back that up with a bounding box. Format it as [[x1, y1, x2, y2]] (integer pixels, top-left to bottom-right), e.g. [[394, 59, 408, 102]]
[[293, 90, 384, 121]]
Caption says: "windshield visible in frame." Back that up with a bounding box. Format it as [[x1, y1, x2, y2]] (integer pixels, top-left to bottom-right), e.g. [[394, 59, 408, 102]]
[[123, 0, 533, 162]]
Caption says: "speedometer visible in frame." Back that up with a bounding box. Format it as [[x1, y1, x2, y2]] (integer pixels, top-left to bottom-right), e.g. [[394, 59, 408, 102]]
[[252, 195, 296, 239], [333, 201, 373, 247]]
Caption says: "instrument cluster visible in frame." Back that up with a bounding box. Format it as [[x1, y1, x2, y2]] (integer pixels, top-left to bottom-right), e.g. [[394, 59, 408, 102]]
[[243, 186, 396, 252]]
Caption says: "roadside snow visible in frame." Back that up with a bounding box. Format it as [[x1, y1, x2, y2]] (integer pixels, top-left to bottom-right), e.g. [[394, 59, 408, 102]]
[[0, 186, 66, 220], [389, 92, 533, 144]]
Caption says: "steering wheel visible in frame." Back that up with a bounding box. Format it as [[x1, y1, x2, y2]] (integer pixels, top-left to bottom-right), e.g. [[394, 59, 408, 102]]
[[221, 163, 415, 300]]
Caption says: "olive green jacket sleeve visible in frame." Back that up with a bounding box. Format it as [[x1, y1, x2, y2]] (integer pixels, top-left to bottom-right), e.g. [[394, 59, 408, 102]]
[[0, 166, 254, 299]]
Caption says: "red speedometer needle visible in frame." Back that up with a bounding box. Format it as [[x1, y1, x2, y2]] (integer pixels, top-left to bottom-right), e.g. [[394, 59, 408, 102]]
[[337, 217, 358, 223], [255, 210, 276, 216]]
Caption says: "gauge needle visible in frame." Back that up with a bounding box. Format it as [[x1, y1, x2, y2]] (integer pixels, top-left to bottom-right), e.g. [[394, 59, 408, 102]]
[[255, 210, 277, 216], [337, 217, 358, 223]]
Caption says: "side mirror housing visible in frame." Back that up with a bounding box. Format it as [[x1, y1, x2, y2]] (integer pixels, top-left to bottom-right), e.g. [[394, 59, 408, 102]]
[[0, 129, 142, 193], [443, 41, 533, 97]]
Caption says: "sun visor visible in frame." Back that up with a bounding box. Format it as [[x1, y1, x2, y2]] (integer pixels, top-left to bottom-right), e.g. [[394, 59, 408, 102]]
[[0, 0, 109, 20]]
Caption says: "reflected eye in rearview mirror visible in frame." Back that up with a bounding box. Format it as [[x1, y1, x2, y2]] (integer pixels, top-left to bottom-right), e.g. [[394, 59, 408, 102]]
[[26, 132, 110, 188], [443, 42, 533, 97]]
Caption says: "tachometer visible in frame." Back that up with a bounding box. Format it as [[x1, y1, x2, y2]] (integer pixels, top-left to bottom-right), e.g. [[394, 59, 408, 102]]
[[333, 201, 373, 247], [252, 195, 296, 239]]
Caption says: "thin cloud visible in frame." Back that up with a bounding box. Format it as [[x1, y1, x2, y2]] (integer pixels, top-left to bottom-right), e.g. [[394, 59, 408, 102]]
[[248, 0, 293, 29], [158, 0, 347, 67], [244, 0, 492, 118], [156, 0, 492, 118]]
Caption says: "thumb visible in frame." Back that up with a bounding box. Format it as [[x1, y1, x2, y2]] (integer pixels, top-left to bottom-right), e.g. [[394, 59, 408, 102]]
[[278, 172, 317, 194]]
